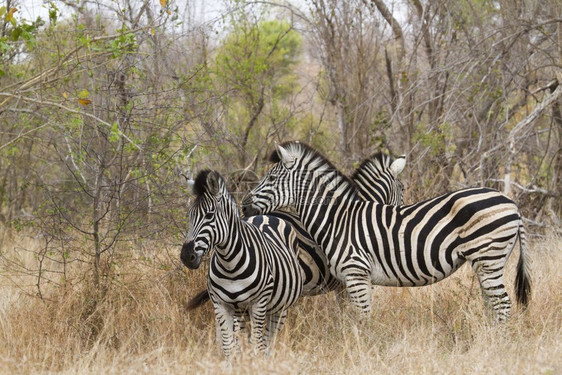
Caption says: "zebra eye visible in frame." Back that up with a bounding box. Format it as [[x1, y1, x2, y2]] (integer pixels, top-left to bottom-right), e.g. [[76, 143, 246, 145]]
[[267, 174, 277, 182], [204, 212, 214, 220]]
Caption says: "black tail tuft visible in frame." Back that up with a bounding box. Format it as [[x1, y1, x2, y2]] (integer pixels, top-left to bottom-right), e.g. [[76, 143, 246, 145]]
[[515, 225, 531, 309], [186, 289, 210, 311]]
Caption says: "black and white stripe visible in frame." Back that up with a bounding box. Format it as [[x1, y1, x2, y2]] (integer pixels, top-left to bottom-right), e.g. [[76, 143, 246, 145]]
[[242, 141, 531, 321], [351, 152, 405, 204], [181, 170, 303, 357]]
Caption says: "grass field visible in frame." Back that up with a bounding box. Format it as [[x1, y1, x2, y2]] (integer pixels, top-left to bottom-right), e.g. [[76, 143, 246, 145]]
[[0, 233, 560, 374]]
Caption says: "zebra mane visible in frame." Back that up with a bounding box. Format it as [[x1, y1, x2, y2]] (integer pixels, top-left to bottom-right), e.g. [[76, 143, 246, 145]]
[[192, 169, 236, 205], [193, 169, 212, 197], [269, 141, 359, 192]]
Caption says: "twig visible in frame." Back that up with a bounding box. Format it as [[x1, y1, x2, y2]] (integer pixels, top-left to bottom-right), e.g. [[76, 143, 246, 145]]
[[0, 93, 142, 150], [0, 122, 50, 152]]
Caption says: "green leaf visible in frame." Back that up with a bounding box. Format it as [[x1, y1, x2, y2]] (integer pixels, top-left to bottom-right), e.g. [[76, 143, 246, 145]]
[[109, 122, 121, 143], [8, 145, 19, 156], [11, 26, 22, 41], [77, 89, 90, 99], [48, 2, 58, 25]]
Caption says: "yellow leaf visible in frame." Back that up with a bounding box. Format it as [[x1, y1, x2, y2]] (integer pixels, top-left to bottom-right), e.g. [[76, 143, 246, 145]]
[[6, 7, 17, 21], [151, 28, 155, 36], [78, 98, 92, 106], [62, 91, 68, 99], [159, 0, 166, 7]]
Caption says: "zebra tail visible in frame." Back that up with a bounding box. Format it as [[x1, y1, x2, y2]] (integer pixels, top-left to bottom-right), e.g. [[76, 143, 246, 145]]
[[186, 289, 210, 311], [515, 222, 532, 308]]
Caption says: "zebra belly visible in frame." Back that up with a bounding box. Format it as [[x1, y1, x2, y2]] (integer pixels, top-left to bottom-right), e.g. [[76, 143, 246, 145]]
[[327, 242, 468, 288], [368, 256, 467, 287]]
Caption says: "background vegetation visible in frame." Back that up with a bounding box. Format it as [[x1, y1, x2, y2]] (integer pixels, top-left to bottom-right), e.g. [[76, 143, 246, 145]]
[[1, 0, 561, 373]]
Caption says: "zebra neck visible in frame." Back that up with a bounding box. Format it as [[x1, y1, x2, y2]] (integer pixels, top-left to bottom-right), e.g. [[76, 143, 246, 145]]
[[297, 201, 339, 247], [213, 216, 247, 269], [296, 167, 357, 211], [294, 175, 356, 245]]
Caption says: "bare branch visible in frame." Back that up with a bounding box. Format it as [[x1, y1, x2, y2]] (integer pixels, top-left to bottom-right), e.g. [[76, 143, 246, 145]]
[[508, 80, 562, 142], [0, 93, 142, 150], [370, 0, 405, 63]]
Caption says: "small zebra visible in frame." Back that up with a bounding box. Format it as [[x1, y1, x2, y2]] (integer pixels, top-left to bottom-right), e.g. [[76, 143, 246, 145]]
[[185, 152, 406, 310], [181, 170, 303, 357], [242, 141, 531, 322]]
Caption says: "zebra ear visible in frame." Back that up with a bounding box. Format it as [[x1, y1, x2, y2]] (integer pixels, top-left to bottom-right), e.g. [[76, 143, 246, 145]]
[[186, 179, 195, 194], [181, 173, 196, 195], [390, 155, 406, 177], [206, 171, 221, 196], [275, 143, 295, 168]]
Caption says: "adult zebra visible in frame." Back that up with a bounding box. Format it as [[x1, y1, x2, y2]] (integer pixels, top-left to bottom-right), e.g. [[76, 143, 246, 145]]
[[185, 151, 406, 310], [181, 170, 303, 357], [242, 141, 531, 322]]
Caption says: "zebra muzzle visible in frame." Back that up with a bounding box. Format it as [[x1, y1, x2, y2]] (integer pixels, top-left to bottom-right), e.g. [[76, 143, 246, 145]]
[[241, 194, 258, 217], [180, 241, 204, 269], [241, 201, 261, 217]]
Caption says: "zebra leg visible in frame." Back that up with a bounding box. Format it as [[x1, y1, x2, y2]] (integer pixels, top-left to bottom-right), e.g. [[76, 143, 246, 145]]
[[213, 304, 237, 358], [249, 301, 268, 354], [235, 312, 251, 344], [264, 310, 288, 351], [343, 270, 372, 314], [233, 314, 248, 335], [471, 259, 511, 322], [233, 316, 241, 333]]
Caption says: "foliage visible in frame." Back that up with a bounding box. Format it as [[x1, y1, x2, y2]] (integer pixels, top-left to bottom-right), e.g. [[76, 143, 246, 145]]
[[0, 5, 43, 76], [185, 10, 303, 167], [215, 19, 301, 98]]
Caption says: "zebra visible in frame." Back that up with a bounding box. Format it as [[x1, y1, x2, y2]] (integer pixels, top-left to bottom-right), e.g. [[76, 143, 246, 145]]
[[185, 151, 406, 311], [265, 151, 406, 297], [241, 141, 531, 322], [181, 170, 303, 357]]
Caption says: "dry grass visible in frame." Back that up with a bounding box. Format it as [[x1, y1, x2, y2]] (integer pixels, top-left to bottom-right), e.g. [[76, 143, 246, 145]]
[[0, 233, 560, 374]]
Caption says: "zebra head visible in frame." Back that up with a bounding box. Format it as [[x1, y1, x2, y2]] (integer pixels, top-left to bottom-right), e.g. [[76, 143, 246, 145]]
[[242, 141, 356, 216], [181, 170, 236, 269], [241, 143, 300, 217], [351, 152, 406, 205]]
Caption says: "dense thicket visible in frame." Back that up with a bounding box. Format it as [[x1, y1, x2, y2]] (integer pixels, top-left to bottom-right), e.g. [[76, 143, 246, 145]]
[[1, 0, 561, 297]]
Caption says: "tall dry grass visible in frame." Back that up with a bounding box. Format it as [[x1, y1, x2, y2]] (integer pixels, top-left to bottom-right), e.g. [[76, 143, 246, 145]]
[[0, 233, 560, 374]]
